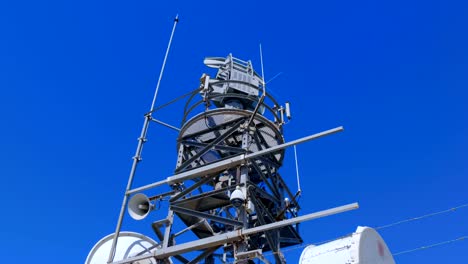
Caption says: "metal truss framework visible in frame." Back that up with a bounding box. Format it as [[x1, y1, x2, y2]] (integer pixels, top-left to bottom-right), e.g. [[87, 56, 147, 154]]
[[107, 53, 357, 264]]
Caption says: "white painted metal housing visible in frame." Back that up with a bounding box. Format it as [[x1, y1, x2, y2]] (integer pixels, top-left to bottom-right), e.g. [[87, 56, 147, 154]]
[[299, 226, 395, 264]]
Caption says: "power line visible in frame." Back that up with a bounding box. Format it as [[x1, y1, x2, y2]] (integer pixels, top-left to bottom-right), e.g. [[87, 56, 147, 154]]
[[375, 203, 468, 230], [393, 236, 467, 256]]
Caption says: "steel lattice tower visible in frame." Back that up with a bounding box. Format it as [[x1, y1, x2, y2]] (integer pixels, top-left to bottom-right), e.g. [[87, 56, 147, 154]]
[[94, 39, 356, 264], [158, 54, 301, 263]]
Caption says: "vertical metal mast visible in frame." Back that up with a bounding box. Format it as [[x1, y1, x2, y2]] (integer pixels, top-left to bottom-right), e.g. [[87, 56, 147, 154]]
[[107, 15, 179, 263]]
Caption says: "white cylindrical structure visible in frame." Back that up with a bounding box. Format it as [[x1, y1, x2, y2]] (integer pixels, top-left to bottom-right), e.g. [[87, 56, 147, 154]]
[[86, 231, 158, 264], [299, 226, 395, 264]]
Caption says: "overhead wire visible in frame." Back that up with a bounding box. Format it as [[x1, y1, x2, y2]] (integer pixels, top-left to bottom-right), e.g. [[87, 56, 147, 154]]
[[392, 236, 467, 256], [374, 203, 468, 230]]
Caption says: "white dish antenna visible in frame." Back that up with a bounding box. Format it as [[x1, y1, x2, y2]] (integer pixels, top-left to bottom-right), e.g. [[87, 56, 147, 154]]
[[86, 231, 158, 264], [299, 226, 395, 264]]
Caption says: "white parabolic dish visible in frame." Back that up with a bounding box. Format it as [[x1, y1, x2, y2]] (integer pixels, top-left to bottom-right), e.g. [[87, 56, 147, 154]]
[[299, 226, 395, 264], [86, 231, 158, 264]]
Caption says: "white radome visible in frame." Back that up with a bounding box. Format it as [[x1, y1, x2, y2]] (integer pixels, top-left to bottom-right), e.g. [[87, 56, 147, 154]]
[[86, 232, 158, 264], [299, 226, 395, 264]]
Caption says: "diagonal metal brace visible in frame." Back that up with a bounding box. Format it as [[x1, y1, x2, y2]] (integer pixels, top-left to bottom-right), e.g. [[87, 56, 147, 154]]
[[169, 176, 213, 202], [187, 246, 220, 264], [171, 205, 243, 227], [176, 118, 245, 172]]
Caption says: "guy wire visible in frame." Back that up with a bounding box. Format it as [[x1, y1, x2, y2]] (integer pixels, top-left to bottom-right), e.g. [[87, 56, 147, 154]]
[[150, 87, 201, 113]]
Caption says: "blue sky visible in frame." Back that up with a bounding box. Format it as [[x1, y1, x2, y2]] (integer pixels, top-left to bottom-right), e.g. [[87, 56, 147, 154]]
[[1, 0, 467, 263]]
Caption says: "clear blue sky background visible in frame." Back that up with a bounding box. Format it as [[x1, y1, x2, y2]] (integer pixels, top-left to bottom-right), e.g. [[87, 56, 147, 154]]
[[1, 0, 467, 263]]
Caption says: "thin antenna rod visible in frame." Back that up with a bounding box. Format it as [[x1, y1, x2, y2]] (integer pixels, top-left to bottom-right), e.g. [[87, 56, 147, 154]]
[[107, 15, 179, 263], [246, 43, 266, 127], [259, 43, 266, 93], [150, 14, 179, 112], [294, 145, 302, 194]]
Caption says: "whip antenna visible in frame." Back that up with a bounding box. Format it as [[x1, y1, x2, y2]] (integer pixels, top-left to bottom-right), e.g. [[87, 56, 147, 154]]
[[246, 43, 266, 127], [150, 14, 179, 112], [259, 43, 266, 93], [107, 15, 179, 263], [294, 145, 302, 196]]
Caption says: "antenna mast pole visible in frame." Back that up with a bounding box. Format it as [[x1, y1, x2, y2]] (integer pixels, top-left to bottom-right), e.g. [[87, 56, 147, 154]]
[[246, 44, 266, 127], [294, 145, 302, 194], [150, 15, 179, 112], [107, 15, 179, 263]]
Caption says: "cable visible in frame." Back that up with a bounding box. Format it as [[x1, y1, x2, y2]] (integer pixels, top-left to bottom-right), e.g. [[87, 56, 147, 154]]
[[375, 203, 468, 230], [393, 236, 467, 256]]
